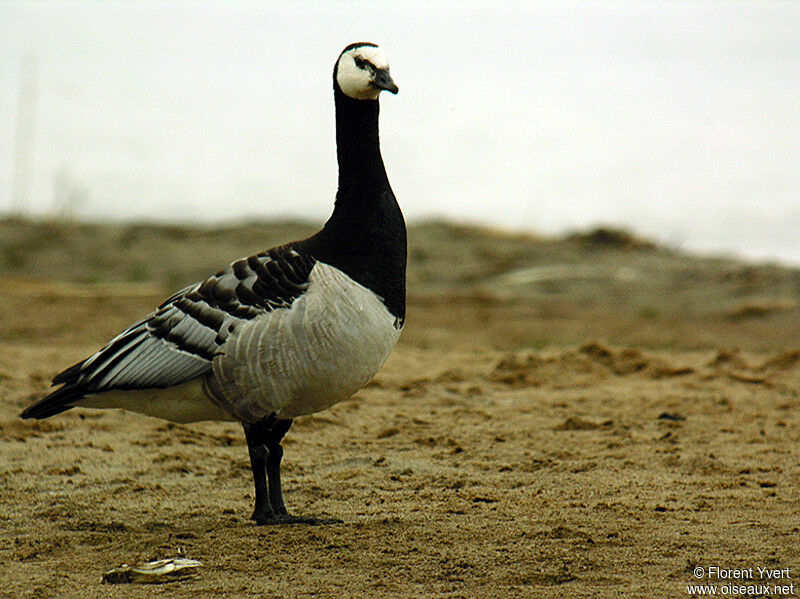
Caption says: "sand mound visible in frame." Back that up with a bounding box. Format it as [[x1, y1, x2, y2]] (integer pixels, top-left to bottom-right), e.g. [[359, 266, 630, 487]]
[[490, 342, 694, 389]]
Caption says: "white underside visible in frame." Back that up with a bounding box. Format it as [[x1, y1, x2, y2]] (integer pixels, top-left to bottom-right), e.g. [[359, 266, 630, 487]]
[[77, 263, 402, 424], [81, 380, 236, 423]]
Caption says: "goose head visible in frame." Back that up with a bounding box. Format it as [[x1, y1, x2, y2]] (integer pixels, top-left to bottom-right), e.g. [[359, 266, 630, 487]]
[[335, 42, 398, 100]]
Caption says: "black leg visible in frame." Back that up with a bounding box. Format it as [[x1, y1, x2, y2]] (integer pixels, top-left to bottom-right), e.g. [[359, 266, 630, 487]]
[[243, 415, 276, 523], [266, 419, 292, 516], [242, 415, 341, 526], [246, 443, 270, 519]]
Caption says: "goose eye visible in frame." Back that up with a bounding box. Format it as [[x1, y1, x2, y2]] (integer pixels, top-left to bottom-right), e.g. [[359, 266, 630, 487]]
[[354, 56, 367, 69]]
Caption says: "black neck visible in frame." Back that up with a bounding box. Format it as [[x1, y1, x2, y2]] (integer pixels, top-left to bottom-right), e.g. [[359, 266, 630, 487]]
[[297, 87, 406, 323], [334, 89, 389, 197]]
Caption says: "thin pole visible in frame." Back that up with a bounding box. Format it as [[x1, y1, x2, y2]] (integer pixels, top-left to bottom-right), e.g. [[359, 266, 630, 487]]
[[11, 54, 39, 216]]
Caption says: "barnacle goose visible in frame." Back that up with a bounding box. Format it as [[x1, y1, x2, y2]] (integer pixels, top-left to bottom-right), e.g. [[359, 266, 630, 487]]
[[21, 43, 404, 526]]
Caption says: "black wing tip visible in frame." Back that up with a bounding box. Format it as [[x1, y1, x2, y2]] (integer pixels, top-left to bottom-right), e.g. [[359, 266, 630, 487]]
[[52, 359, 86, 386], [24, 360, 89, 418], [20, 384, 86, 420]]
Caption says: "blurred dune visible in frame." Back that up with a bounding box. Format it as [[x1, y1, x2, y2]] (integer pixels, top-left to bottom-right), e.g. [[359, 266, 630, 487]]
[[1, 217, 799, 352]]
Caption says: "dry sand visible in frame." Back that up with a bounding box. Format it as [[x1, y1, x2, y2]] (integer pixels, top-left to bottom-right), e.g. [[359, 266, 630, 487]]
[[1, 221, 799, 598]]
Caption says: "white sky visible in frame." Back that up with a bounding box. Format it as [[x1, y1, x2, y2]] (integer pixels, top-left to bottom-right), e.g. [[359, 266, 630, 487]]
[[1, 1, 799, 263]]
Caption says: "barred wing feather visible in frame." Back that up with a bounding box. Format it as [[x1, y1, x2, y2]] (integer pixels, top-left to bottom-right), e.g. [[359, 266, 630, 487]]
[[21, 248, 315, 419]]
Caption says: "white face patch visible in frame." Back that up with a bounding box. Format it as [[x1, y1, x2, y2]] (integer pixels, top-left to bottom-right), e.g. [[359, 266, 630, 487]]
[[336, 45, 391, 100]]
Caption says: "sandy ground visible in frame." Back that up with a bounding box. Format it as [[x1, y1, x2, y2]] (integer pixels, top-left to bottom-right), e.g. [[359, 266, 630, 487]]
[[1, 222, 800, 598]]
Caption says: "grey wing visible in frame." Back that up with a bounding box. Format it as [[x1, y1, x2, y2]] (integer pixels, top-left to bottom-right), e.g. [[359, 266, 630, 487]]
[[76, 293, 219, 390], [20, 247, 316, 419]]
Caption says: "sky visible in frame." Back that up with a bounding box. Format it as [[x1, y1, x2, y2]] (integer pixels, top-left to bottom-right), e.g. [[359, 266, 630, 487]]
[[1, 1, 799, 264]]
